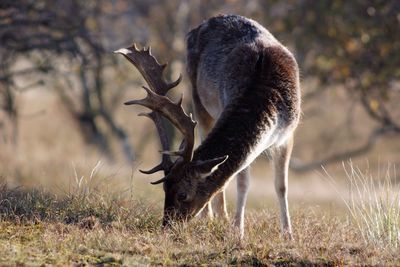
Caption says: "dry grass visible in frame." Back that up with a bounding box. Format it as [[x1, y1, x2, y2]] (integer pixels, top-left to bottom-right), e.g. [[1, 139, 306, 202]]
[[340, 163, 400, 250], [0, 176, 399, 266]]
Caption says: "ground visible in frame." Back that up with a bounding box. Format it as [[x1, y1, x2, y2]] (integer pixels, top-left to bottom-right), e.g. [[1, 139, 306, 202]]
[[0, 184, 399, 266]]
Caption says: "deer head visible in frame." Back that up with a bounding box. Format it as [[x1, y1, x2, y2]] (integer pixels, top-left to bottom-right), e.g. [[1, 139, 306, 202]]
[[115, 44, 228, 225]]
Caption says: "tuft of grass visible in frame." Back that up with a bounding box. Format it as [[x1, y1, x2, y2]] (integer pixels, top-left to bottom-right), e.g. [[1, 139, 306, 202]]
[[324, 162, 400, 250], [344, 163, 400, 249], [0, 162, 161, 230]]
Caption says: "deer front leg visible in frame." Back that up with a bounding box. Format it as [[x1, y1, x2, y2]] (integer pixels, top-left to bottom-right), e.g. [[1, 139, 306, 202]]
[[199, 201, 213, 219], [212, 191, 228, 219], [193, 93, 216, 219], [272, 136, 293, 239], [197, 116, 215, 219], [234, 167, 250, 238]]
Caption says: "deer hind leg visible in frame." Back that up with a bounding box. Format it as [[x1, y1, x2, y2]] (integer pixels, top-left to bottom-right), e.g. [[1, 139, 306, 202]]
[[234, 167, 250, 238], [272, 136, 294, 239]]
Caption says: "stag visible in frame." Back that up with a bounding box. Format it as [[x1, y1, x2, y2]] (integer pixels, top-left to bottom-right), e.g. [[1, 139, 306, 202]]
[[115, 14, 301, 239]]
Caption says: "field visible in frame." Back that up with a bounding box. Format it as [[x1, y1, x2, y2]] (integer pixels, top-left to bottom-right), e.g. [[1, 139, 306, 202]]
[[2, 1, 400, 266], [0, 90, 399, 266], [0, 175, 399, 266], [1, 72, 400, 266]]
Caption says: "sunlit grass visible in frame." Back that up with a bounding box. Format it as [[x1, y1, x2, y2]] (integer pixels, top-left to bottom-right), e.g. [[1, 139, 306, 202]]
[[1, 162, 400, 265], [324, 162, 400, 250], [345, 163, 400, 249]]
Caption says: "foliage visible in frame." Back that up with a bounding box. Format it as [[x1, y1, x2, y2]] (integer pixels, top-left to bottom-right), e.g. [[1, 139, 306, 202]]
[[255, 0, 400, 169], [266, 0, 400, 130]]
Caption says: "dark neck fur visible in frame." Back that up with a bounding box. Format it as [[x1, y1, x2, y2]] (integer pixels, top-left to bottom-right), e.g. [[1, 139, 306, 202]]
[[193, 84, 273, 194]]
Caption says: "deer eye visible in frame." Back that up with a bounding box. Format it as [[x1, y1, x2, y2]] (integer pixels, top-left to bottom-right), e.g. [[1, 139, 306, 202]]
[[177, 192, 187, 202]]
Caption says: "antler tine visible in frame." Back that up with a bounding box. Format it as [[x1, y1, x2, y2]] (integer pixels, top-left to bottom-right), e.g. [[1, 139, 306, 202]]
[[150, 176, 169, 185], [139, 163, 165, 175], [138, 111, 173, 174], [125, 86, 197, 162], [114, 43, 181, 95]]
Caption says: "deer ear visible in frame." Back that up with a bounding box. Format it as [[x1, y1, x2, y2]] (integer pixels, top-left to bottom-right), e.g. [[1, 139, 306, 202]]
[[194, 155, 229, 178]]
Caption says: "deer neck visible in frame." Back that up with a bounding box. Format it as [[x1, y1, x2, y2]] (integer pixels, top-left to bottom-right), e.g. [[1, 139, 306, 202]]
[[192, 86, 278, 197]]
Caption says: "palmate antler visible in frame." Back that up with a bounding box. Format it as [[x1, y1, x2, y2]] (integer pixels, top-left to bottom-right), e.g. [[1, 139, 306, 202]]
[[114, 44, 196, 184]]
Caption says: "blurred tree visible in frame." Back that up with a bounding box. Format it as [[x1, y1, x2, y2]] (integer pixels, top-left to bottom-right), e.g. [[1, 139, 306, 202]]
[[257, 0, 400, 171], [1, 0, 399, 171], [0, 0, 135, 162]]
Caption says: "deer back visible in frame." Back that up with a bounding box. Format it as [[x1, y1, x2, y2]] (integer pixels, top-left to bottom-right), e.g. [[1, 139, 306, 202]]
[[187, 15, 299, 121], [188, 15, 301, 176]]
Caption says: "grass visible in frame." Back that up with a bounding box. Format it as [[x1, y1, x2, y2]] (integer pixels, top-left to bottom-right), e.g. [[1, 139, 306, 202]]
[[0, 198, 366, 266], [1, 168, 400, 266], [343, 163, 400, 249], [0, 159, 399, 266]]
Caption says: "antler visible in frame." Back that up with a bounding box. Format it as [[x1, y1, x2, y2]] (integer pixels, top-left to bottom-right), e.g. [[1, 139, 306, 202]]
[[115, 44, 182, 95], [115, 44, 196, 178]]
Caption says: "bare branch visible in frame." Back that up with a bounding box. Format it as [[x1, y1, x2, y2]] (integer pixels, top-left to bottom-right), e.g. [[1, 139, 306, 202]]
[[290, 126, 399, 173]]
